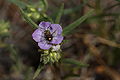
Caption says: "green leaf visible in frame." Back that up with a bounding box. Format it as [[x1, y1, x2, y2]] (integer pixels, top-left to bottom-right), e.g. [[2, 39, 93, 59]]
[[0, 20, 9, 36], [9, 44, 23, 71], [41, 0, 48, 10], [61, 40, 70, 44], [64, 0, 89, 15], [7, 0, 27, 9], [63, 9, 94, 35], [51, 0, 89, 19], [64, 4, 84, 15], [55, 3, 64, 24], [33, 64, 44, 79], [20, 8, 38, 29], [62, 58, 89, 67]]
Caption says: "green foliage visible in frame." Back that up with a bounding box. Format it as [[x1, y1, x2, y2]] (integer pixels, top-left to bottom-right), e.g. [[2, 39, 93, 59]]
[[55, 3, 64, 24], [62, 58, 89, 67], [51, 0, 89, 20], [20, 8, 53, 28], [20, 8, 38, 29], [64, 0, 89, 15], [63, 9, 94, 35], [0, 20, 9, 47], [1, 0, 120, 79], [41, 0, 48, 10], [7, 0, 48, 10], [7, 0, 27, 9], [8, 0, 49, 23], [41, 50, 61, 64], [33, 64, 44, 79], [0, 20, 9, 36], [9, 45, 33, 80], [33, 50, 61, 79], [24, 5, 42, 22], [9, 45, 22, 70], [28, 0, 48, 11]]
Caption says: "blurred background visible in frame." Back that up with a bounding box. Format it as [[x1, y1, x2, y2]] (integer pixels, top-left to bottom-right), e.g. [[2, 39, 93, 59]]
[[0, 0, 120, 80]]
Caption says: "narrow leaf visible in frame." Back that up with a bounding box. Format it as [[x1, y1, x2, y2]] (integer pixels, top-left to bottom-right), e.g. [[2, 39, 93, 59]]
[[64, 0, 89, 15], [41, 0, 48, 10], [63, 9, 94, 35], [20, 8, 38, 29], [51, 1, 88, 19], [55, 3, 64, 24], [33, 64, 44, 79], [62, 58, 89, 67], [64, 4, 84, 15]]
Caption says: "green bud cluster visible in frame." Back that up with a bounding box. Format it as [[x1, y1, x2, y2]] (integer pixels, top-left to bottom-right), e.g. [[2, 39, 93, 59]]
[[40, 50, 61, 64], [25, 5, 41, 21], [0, 20, 9, 36]]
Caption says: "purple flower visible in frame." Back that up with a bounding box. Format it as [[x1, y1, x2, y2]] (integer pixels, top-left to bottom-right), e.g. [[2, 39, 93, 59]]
[[32, 21, 63, 50]]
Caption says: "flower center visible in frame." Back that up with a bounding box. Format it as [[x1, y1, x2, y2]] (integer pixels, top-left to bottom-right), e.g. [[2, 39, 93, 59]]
[[44, 30, 53, 41]]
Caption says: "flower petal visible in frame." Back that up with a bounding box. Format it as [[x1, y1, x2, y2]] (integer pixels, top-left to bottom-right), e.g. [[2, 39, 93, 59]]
[[50, 24, 62, 35], [51, 35, 63, 44], [38, 41, 52, 50], [52, 45, 60, 51], [39, 21, 51, 30], [32, 28, 43, 42]]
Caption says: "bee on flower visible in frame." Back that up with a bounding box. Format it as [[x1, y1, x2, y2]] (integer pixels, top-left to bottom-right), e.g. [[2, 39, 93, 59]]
[[32, 21, 63, 64], [32, 21, 63, 50]]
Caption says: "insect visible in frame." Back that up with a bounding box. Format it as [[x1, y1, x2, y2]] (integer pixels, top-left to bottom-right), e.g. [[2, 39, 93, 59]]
[[44, 30, 53, 41]]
